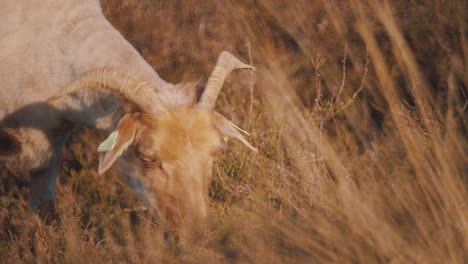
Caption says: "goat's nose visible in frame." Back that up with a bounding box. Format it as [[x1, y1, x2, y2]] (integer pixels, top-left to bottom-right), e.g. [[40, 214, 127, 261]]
[[199, 202, 208, 218], [190, 195, 208, 221]]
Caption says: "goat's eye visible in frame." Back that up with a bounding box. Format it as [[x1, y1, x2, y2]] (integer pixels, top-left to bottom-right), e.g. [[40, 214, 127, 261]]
[[140, 155, 161, 169]]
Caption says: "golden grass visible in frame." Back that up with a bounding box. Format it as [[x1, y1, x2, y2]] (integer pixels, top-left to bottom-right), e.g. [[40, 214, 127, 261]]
[[1, 0, 467, 263]]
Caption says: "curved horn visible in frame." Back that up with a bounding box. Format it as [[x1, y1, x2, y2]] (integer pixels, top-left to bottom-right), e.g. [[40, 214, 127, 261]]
[[198, 51, 255, 109], [48, 68, 165, 114]]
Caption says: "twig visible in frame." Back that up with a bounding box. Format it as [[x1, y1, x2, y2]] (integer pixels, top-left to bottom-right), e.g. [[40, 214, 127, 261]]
[[95, 239, 106, 247], [339, 53, 369, 111], [461, 85, 468, 112], [312, 53, 326, 111], [247, 40, 255, 130], [311, 52, 326, 171], [335, 42, 348, 105]]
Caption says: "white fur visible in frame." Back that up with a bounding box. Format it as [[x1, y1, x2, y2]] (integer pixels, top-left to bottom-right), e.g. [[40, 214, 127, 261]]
[[0, 0, 171, 119], [0, 0, 173, 216]]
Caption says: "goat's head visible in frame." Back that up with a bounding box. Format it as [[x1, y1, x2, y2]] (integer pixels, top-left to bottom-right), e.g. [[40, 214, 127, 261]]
[[95, 51, 257, 226], [98, 109, 254, 225]]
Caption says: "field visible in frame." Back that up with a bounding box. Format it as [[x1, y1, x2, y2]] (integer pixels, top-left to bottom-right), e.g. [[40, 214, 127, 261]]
[[1, 0, 467, 263]]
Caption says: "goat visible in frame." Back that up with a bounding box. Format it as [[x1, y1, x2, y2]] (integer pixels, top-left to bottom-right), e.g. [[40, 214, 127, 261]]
[[0, 0, 256, 226]]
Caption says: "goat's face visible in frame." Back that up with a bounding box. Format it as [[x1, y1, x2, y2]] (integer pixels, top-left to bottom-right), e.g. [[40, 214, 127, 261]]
[[97, 108, 252, 226]]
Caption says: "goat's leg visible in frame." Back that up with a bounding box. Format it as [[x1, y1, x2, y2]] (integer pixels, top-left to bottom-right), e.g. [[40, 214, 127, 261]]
[[29, 131, 71, 222], [29, 157, 60, 222]]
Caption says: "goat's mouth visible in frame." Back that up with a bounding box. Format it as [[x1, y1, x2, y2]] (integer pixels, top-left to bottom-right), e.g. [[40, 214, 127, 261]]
[[157, 208, 207, 228], [161, 205, 187, 227], [150, 191, 209, 227]]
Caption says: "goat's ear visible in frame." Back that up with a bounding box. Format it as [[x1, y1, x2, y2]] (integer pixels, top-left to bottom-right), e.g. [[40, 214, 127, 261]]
[[98, 114, 140, 174], [212, 112, 258, 152], [0, 129, 20, 159]]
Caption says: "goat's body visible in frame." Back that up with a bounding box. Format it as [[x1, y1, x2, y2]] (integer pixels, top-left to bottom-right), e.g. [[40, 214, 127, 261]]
[[0, 0, 171, 216], [0, 0, 170, 119]]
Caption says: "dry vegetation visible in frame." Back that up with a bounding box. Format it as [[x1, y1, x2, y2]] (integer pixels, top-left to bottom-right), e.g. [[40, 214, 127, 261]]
[[1, 0, 467, 263]]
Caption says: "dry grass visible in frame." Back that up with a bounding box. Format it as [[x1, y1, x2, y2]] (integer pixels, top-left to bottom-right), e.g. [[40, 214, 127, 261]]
[[1, 0, 467, 263]]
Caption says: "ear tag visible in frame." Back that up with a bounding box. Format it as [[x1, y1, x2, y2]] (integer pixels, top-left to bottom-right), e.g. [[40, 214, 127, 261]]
[[117, 148, 124, 157], [98, 131, 119, 152]]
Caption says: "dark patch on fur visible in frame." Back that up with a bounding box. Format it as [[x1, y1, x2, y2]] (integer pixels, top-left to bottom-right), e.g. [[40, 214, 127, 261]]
[[0, 129, 20, 157]]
